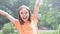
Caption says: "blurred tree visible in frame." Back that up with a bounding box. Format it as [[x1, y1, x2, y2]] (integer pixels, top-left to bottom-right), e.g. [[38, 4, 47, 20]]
[[0, 0, 60, 30], [0, 5, 13, 29], [40, 0, 60, 30], [0, 0, 30, 29]]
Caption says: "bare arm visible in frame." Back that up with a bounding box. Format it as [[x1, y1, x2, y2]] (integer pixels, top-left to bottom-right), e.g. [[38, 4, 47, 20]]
[[0, 10, 17, 23], [33, 0, 40, 18]]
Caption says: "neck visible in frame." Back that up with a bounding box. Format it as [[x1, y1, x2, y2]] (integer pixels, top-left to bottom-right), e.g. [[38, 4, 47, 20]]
[[24, 21, 29, 23], [24, 21, 30, 25]]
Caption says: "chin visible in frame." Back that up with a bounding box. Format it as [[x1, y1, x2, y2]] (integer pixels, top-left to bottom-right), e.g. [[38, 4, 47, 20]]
[[24, 20, 28, 22]]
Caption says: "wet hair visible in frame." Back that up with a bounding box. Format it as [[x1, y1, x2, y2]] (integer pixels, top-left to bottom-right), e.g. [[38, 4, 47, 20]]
[[18, 5, 31, 25]]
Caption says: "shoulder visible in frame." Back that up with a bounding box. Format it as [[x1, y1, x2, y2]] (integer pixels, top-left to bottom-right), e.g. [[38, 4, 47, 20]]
[[13, 19, 20, 25], [31, 15, 38, 23], [13, 19, 21, 29], [31, 15, 37, 20]]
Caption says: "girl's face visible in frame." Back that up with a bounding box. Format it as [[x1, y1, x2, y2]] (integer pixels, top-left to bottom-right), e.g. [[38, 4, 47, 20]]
[[19, 8, 29, 22]]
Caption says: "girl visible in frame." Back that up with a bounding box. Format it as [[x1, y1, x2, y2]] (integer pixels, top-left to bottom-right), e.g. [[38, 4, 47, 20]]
[[0, 0, 40, 34]]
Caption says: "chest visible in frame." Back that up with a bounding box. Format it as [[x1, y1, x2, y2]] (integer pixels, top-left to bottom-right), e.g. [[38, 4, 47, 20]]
[[21, 21, 37, 31]]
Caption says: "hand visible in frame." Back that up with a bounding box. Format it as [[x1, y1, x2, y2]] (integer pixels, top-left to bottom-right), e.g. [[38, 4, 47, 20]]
[[0, 10, 6, 15], [0, 10, 3, 14], [36, 0, 40, 4], [0, 10, 3, 15]]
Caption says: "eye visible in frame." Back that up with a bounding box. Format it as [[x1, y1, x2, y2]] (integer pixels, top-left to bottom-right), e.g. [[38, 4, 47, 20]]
[[26, 12, 28, 14], [21, 12, 23, 14]]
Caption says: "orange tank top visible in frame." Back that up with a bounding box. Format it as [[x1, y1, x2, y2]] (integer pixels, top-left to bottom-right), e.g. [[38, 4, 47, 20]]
[[14, 16, 38, 34]]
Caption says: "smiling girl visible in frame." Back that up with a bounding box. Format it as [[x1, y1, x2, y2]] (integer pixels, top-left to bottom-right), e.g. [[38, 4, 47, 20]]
[[0, 0, 40, 34]]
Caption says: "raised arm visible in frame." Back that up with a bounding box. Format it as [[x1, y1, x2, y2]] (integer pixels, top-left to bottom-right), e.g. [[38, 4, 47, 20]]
[[0, 10, 17, 23], [33, 0, 40, 18]]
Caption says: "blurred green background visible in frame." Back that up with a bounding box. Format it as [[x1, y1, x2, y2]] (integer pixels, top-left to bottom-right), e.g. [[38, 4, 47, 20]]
[[0, 0, 60, 34]]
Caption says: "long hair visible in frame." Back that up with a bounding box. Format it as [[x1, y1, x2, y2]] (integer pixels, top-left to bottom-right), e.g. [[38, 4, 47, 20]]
[[18, 5, 31, 25]]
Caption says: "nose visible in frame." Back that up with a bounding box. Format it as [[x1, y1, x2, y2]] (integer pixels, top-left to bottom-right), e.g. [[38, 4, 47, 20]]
[[23, 14, 26, 16]]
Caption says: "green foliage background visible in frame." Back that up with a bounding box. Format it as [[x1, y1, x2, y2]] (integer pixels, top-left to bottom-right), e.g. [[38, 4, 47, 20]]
[[0, 0, 60, 34]]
